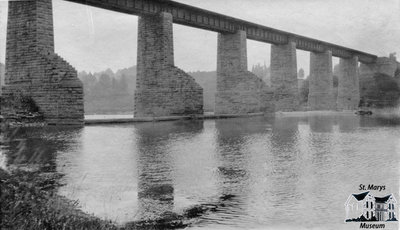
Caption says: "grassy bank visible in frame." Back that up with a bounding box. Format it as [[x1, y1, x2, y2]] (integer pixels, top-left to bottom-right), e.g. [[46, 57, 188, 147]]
[[0, 167, 217, 229], [0, 168, 118, 230]]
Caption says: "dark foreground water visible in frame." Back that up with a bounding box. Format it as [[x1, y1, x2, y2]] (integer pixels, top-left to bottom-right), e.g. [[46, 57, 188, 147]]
[[1, 114, 400, 230]]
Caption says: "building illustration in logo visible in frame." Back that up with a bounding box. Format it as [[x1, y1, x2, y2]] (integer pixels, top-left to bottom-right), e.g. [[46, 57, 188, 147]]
[[345, 191, 397, 222]]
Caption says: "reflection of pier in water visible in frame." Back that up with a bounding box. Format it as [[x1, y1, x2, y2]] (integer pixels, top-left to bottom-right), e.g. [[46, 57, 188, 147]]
[[336, 114, 360, 132], [309, 116, 334, 133], [1, 115, 398, 229], [1, 127, 82, 170], [134, 121, 204, 221], [212, 118, 271, 225], [267, 117, 302, 224]]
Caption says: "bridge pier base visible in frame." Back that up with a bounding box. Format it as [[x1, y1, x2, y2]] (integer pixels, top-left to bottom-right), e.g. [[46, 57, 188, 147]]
[[1, 0, 84, 125], [308, 51, 334, 110], [337, 57, 360, 110], [270, 42, 299, 111], [134, 12, 203, 117], [215, 30, 273, 115]]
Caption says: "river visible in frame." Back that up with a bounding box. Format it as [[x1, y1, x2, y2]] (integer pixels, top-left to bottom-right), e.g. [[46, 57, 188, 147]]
[[1, 113, 399, 229]]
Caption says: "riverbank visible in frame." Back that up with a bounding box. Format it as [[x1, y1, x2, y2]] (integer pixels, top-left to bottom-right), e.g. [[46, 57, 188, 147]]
[[276, 108, 400, 119], [0, 167, 222, 229], [275, 110, 356, 117], [84, 108, 400, 125], [3, 108, 399, 127], [84, 112, 266, 125], [0, 168, 118, 229]]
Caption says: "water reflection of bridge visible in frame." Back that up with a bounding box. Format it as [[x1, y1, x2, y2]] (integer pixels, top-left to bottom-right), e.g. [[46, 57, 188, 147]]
[[1, 116, 399, 228], [134, 121, 204, 221]]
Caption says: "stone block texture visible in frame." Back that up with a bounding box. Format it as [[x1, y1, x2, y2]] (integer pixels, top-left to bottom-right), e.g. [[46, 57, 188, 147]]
[[337, 57, 360, 110], [215, 30, 273, 115], [1, 0, 84, 125], [271, 42, 299, 111], [134, 12, 203, 117], [308, 51, 334, 110]]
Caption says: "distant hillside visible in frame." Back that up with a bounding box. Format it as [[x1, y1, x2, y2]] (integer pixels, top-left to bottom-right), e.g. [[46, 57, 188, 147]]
[[78, 63, 272, 114], [188, 71, 217, 112], [115, 66, 137, 93], [189, 65, 271, 112], [78, 67, 136, 114]]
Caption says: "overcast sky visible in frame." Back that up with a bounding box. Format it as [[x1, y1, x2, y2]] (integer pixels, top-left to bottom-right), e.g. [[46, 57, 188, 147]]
[[0, 0, 399, 75]]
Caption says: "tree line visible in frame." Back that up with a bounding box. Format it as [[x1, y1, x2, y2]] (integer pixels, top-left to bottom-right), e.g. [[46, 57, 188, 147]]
[[1, 61, 399, 114], [78, 67, 136, 114]]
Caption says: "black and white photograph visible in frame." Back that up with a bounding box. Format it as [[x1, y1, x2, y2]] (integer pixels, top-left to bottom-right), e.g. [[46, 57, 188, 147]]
[[0, 0, 399, 229]]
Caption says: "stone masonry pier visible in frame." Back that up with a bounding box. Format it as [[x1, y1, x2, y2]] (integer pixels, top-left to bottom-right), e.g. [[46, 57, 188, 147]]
[[271, 42, 298, 111], [215, 30, 273, 114], [2, 0, 83, 125], [308, 51, 334, 110], [337, 57, 360, 110], [134, 12, 203, 117]]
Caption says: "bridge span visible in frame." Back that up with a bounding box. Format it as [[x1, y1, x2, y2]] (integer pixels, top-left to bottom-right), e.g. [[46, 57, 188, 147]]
[[1, 0, 394, 125], [64, 0, 376, 63]]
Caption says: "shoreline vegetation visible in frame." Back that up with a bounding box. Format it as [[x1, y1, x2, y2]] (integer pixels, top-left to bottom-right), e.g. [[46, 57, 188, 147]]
[[0, 168, 119, 230], [0, 166, 228, 229]]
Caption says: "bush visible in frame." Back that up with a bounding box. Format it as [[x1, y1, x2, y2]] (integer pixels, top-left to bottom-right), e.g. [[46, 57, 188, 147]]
[[359, 73, 400, 108], [299, 79, 309, 105], [374, 73, 400, 92], [20, 96, 40, 113], [0, 168, 117, 230]]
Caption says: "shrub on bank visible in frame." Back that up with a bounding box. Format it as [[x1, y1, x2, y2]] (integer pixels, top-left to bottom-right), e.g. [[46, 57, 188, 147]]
[[360, 73, 400, 108], [0, 168, 117, 230], [0, 168, 202, 229]]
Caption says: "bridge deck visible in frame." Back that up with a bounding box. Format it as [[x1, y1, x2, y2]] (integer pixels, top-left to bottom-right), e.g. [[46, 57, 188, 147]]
[[64, 0, 377, 63]]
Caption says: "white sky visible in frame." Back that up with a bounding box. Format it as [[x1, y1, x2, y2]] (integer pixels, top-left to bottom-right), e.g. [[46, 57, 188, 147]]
[[0, 0, 399, 75]]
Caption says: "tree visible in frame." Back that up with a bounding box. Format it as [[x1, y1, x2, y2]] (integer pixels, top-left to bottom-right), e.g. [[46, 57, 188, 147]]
[[394, 68, 400, 79], [117, 74, 129, 95], [298, 68, 305, 79], [80, 72, 97, 97], [389, 52, 396, 60], [0, 62, 5, 92], [360, 73, 400, 107], [93, 73, 112, 96], [333, 75, 339, 88], [299, 78, 309, 105], [374, 73, 400, 92], [98, 74, 112, 87]]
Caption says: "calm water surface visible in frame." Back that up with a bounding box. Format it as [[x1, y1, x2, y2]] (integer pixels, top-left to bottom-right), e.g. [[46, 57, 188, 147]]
[[1, 114, 400, 230]]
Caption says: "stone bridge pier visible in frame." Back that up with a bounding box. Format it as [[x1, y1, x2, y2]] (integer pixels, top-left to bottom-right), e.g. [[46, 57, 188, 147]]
[[337, 56, 360, 110], [215, 30, 273, 114], [308, 50, 334, 110], [270, 41, 299, 112], [1, 0, 84, 125], [134, 12, 203, 117]]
